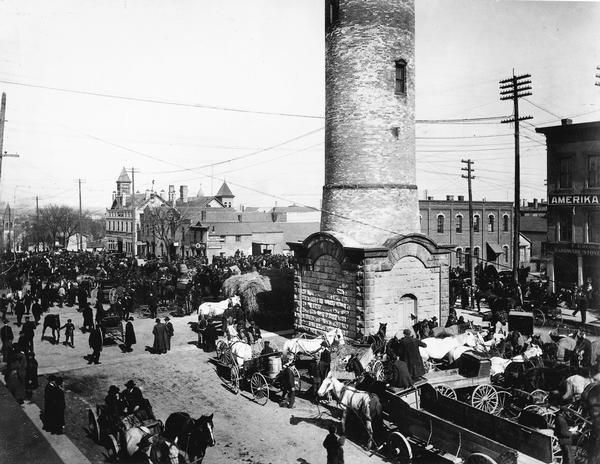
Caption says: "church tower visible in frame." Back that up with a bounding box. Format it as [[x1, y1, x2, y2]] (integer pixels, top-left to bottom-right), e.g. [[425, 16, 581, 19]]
[[321, 0, 419, 245], [116, 167, 131, 197]]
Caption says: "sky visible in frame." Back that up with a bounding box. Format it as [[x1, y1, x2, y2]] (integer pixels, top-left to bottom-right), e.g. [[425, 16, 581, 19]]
[[0, 0, 599, 217]]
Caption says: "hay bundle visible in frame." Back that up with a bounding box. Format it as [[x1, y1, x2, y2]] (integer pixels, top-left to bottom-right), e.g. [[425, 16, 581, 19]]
[[222, 272, 272, 315]]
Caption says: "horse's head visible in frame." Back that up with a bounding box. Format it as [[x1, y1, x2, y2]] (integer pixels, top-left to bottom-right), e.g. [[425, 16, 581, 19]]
[[377, 323, 387, 336], [463, 331, 478, 348], [187, 413, 215, 457], [317, 371, 334, 397], [230, 295, 241, 307]]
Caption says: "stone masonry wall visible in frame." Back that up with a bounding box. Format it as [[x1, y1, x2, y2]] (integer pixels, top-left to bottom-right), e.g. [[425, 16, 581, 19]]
[[294, 254, 357, 338], [363, 255, 446, 337]]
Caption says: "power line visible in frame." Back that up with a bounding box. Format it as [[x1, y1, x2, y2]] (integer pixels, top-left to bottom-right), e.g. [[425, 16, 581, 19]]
[[0, 79, 324, 120]]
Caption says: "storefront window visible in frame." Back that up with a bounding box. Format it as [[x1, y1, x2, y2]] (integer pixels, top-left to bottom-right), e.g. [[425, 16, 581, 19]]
[[589, 154, 600, 188], [589, 211, 600, 243]]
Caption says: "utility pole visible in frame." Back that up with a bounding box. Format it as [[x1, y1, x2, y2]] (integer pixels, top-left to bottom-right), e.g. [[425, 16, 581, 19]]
[[131, 167, 137, 258], [35, 196, 39, 252], [500, 72, 533, 292], [461, 159, 475, 309], [0, 93, 20, 195], [596, 66, 600, 87], [78, 179, 85, 251]]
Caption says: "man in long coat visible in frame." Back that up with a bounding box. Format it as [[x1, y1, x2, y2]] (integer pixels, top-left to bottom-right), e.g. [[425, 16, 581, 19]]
[[397, 329, 427, 380], [318, 341, 331, 380], [82, 301, 94, 332], [164, 317, 174, 351], [1, 320, 14, 362], [31, 299, 43, 326], [389, 356, 413, 389], [152, 318, 168, 354], [204, 321, 218, 352], [124, 317, 136, 352], [88, 325, 103, 364], [44, 375, 65, 434], [6, 349, 27, 403]]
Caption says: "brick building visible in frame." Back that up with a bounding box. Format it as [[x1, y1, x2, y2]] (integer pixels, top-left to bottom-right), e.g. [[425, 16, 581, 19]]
[[536, 119, 600, 292], [419, 197, 514, 270], [290, 0, 450, 340]]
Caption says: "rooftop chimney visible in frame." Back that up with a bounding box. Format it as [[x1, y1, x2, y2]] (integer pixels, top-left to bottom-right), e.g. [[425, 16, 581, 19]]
[[427, 196, 434, 201], [561, 118, 572, 126], [446, 195, 454, 201], [457, 195, 465, 202], [180, 185, 189, 203], [168, 185, 176, 206]]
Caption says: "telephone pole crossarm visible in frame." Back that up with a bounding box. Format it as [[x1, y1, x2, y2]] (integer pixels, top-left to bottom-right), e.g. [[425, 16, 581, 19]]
[[461, 158, 476, 310]]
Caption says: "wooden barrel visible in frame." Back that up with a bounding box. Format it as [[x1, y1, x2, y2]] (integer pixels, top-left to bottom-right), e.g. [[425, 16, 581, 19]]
[[267, 356, 282, 379]]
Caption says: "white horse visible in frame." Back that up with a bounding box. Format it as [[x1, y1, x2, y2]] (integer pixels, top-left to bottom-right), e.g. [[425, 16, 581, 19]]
[[282, 328, 345, 358], [317, 371, 383, 449], [419, 331, 478, 361], [229, 338, 254, 367], [490, 345, 544, 376], [562, 374, 600, 402], [198, 295, 240, 317]]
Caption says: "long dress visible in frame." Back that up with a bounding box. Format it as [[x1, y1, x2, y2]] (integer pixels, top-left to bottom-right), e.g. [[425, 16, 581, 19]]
[[125, 322, 136, 350], [152, 323, 168, 354]]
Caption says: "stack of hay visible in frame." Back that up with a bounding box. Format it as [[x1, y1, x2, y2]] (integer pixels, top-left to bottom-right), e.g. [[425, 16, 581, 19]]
[[222, 271, 272, 317]]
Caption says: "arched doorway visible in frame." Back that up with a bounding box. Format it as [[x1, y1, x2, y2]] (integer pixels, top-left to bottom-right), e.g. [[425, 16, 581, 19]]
[[399, 294, 417, 334]]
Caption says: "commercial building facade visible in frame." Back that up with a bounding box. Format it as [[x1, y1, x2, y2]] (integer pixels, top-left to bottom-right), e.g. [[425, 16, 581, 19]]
[[536, 120, 600, 292]]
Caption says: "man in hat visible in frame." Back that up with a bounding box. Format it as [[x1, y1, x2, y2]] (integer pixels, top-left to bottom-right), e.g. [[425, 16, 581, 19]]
[[94, 299, 105, 328], [152, 318, 168, 354], [278, 362, 296, 409], [88, 324, 103, 364], [573, 331, 593, 376], [148, 293, 158, 319], [164, 317, 174, 352], [14, 298, 25, 327], [122, 380, 144, 414], [260, 340, 275, 356], [554, 404, 576, 464], [104, 385, 123, 427], [60, 319, 75, 348], [389, 355, 413, 389], [197, 315, 208, 350], [22, 316, 36, 353], [204, 320, 218, 352], [82, 301, 94, 333], [323, 424, 345, 464], [124, 317, 136, 352], [397, 329, 427, 380], [1, 319, 14, 362], [319, 341, 331, 380]]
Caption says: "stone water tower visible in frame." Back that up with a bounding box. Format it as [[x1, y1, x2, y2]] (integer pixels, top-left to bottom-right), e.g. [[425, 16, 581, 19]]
[[289, 0, 451, 340]]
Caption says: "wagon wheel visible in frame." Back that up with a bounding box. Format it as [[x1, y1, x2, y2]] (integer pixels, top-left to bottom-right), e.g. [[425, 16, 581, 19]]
[[466, 453, 498, 464], [493, 391, 512, 416], [533, 309, 545, 328], [106, 433, 120, 461], [435, 384, 457, 400], [290, 365, 301, 391], [530, 389, 549, 404], [575, 427, 591, 464], [216, 340, 228, 360], [471, 385, 499, 413], [522, 405, 556, 428], [370, 360, 386, 382], [551, 435, 563, 464], [230, 364, 240, 394], [88, 408, 101, 443], [388, 431, 413, 461], [250, 373, 269, 405]]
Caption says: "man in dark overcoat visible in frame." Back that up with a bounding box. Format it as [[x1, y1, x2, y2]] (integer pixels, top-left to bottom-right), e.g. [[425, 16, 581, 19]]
[[1, 320, 14, 362], [397, 329, 427, 380], [82, 301, 94, 332], [122, 379, 144, 414], [25, 351, 39, 390], [88, 325, 103, 364], [44, 375, 65, 434], [318, 341, 331, 380], [94, 300, 105, 327], [22, 316, 36, 353], [389, 356, 413, 389], [204, 321, 218, 352], [124, 317, 136, 352], [152, 318, 168, 354], [164, 317, 174, 351], [148, 293, 158, 319], [277, 363, 296, 409], [31, 299, 43, 326], [15, 298, 25, 326]]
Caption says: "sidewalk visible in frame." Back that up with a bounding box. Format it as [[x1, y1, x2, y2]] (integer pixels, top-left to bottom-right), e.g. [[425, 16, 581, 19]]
[[0, 384, 63, 464]]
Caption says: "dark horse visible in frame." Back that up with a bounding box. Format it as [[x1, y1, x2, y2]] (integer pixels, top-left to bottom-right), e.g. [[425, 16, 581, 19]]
[[163, 412, 215, 463], [361, 323, 387, 355], [41, 314, 60, 344]]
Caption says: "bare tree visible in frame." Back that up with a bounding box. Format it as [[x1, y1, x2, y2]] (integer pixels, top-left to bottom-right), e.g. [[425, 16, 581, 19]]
[[143, 204, 185, 262], [36, 205, 82, 249]]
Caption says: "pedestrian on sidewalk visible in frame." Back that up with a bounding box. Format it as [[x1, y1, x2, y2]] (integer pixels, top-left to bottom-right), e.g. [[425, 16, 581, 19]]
[[25, 351, 39, 390], [82, 301, 94, 332], [148, 293, 158, 319], [94, 300, 105, 328], [15, 298, 25, 326], [1, 319, 14, 362], [165, 317, 174, 351], [60, 319, 75, 348], [24, 290, 32, 314], [22, 316, 36, 353], [88, 325, 103, 364], [57, 286, 65, 308], [31, 299, 42, 326], [124, 317, 136, 352], [323, 424, 345, 464], [572, 289, 588, 324]]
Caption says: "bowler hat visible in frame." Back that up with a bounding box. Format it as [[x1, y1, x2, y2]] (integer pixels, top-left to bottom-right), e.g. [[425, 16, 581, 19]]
[[108, 385, 119, 394], [155, 318, 161, 323], [125, 380, 136, 388]]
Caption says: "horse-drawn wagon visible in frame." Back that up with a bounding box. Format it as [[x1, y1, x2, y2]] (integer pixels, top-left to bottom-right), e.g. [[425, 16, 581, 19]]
[[214, 340, 300, 405]]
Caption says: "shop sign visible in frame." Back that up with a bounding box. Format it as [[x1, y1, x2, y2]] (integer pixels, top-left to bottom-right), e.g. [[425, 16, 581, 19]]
[[549, 194, 599, 206]]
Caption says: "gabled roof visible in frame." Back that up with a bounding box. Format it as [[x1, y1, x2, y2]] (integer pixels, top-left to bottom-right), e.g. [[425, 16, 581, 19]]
[[117, 167, 131, 183], [215, 181, 234, 198], [176, 196, 223, 208]]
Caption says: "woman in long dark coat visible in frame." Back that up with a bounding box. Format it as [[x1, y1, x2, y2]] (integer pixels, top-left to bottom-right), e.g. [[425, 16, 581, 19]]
[[25, 351, 39, 389], [152, 319, 168, 354], [124, 317, 136, 352]]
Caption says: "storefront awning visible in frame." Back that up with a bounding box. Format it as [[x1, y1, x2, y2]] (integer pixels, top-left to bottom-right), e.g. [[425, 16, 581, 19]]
[[486, 242, 503, 258]]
